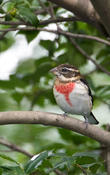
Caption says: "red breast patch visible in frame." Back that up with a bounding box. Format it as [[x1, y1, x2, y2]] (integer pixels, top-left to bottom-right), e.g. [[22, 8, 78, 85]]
[[55, 82, 75, 106]]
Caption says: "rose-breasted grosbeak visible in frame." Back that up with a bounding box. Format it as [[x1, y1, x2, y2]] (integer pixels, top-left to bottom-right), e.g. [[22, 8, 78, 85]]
[[50, 64, 99, 125]]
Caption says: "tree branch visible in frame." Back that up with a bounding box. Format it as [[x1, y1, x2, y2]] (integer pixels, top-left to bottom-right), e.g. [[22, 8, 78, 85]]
[[76, 164, 88, 175], [0, 31, 8, 40], [47, 0, 108, 35], [48, 0, 99, 23], [0, 17, 80, 26], [0, 27, 110, 46], [90, 0, 110, 36], [0, 137, 33, 158], [35, 4, 58, 15], [69, 37, 110, 76], [0, 137, 66, 175], [54, 169, 66, 175], [0, 111, 110, 146], [0, 26, 110, 75]]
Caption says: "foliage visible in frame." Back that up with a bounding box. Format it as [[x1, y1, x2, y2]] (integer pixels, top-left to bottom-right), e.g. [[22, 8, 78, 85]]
[[0, 0, 110, 174]]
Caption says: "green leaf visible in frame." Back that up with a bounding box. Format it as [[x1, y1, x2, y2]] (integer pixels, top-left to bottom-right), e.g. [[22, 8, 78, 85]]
[[0, 166, 25, 175], [89, 163, 101, 173], [95, 86, 110, 101], [0, 0, 3, 4], [18, 7, 39, 26], [0, 154, 19, 165], [40, 40, 56, 56], [48, 155, 76, 173], [0, 35, 15, 52], [0, 168, 3, 175], [12, 92, 24, 105], [16, 59, 36, 74], [25, 151, 51, 173], [76, 157, 95, 166], [73, 151, 99, 159], [18, 31, 39, 43], [0, 93, 18, 111], [57, 41, 87, 67], [0, 75, 27, 90]]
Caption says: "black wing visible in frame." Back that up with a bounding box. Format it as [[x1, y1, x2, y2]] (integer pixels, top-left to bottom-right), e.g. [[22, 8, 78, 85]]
[[80, 78, 93, 104]]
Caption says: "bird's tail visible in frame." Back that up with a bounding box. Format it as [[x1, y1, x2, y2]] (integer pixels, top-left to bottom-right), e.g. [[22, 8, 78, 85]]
[[88, 112, 99, 125]]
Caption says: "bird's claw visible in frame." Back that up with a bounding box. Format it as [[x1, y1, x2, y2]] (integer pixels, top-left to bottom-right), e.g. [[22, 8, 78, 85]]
[[62, 112, 68, 118], [84, 116, 89, 129]]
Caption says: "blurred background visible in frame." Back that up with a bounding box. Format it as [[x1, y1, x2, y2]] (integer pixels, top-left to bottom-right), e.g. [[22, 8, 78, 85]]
[[0, 0, 110, 174]]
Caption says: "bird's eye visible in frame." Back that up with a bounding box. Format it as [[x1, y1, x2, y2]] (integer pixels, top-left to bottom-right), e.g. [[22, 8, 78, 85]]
[[62, 67, 68, 72]]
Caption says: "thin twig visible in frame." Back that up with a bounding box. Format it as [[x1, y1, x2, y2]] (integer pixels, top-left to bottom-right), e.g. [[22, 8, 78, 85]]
[[0, 31, 8, 40], [106, 125, 110, 175], [0, 17, 79, 26], [49, 1, 56, 18], [38, 0, 50, 14], [0, 137, 33, 158], [0, 138, 66, 175], [76, 164, 88, 175], [35, 4, 58, 15], [40, 28, 110, 46], [106, 148, 110, 175], [69, 37, 110, 76], [0, 27, 110, 47], [48, 1, 61, 32], [54, 169, 66, 175]]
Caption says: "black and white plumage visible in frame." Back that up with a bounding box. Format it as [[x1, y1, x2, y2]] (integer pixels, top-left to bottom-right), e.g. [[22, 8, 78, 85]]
[[50, 64, 99, 125]]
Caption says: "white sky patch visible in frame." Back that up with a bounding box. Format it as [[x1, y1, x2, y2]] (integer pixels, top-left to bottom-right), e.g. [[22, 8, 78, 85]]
[[0, 35, 30, 79], [0, 24, 57, 80]]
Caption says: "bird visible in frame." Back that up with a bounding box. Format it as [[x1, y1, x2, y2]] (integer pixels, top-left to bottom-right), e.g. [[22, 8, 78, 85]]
[[50, 64, 99, 125]]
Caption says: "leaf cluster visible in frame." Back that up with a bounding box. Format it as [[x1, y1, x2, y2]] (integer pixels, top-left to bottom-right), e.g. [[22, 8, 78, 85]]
[[0, 0, 110, 174]]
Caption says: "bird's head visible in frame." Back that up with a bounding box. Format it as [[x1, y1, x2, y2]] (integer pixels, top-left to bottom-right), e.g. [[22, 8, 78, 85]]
[[50, 64, 81, 82]]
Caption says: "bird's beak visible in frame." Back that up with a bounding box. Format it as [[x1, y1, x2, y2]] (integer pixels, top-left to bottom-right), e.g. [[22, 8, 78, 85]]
[[50, 67, 57, 74], [50, 67, 59, 76]]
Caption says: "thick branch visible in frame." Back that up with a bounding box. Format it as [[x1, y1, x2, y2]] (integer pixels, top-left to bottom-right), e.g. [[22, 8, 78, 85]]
[[0, 111, 110, 146], [90, 0, 110, 36], [47, 0, 107, 35], [48, 0, 99, 23]]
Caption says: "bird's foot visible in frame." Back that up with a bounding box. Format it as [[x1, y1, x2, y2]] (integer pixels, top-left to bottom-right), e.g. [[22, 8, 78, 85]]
[[62, 112, 68, 118]]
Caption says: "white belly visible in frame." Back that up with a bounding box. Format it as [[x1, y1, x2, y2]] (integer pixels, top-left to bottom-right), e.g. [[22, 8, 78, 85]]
[[53, 82, 92, 116]]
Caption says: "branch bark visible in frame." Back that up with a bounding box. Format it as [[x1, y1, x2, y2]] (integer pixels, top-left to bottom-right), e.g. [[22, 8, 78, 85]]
[[90, 0, 110, 36], [0, 111, 110, 146], [47, 0, 108, 35], [48, 0, 99, 23]]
